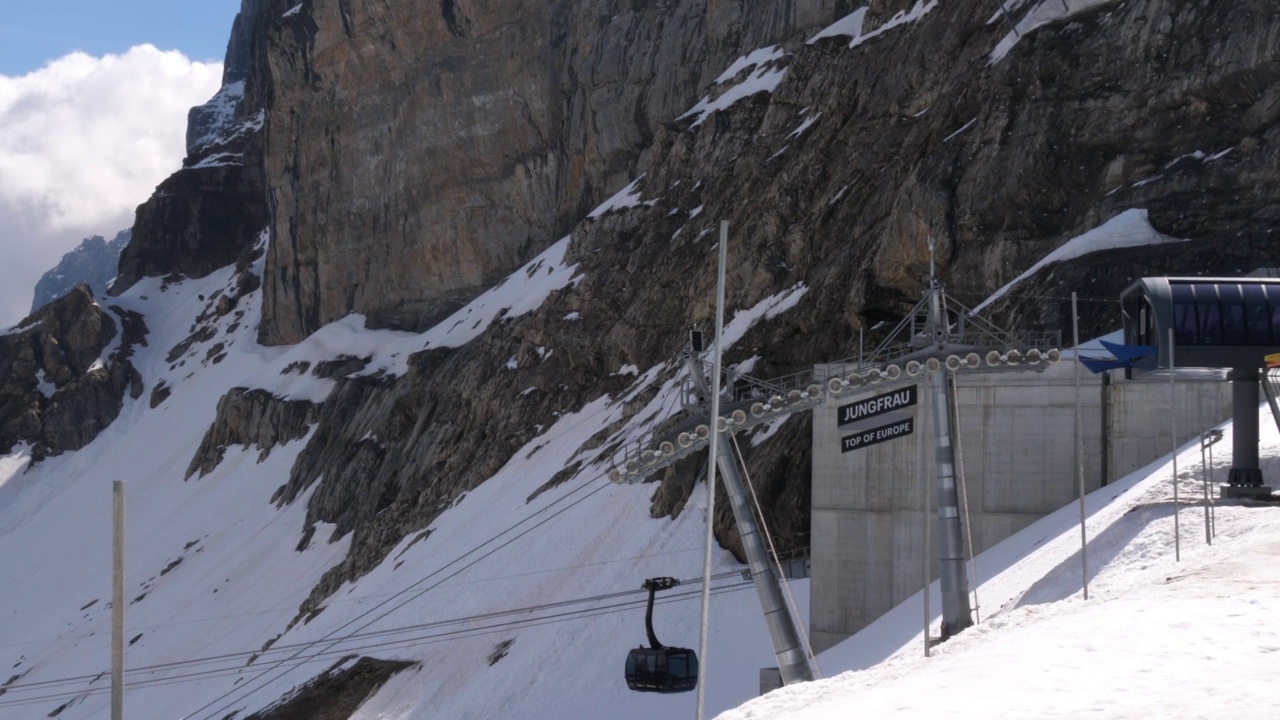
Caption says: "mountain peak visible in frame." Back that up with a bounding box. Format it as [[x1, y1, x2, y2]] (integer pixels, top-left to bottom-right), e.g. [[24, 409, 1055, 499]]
[[29, 229, 131, 314]]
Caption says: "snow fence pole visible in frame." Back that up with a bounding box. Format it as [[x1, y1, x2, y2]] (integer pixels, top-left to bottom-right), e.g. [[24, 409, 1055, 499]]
[[921, 397, 931, 657], [1198, 386, 1212, 546], [1208, 438, 1217, 538], [1073, 293, 1088, 600], [113, 480, 125, 720], [695, 221, 728, 720], [950, 371, 981, 622], [1169, 328, 1180, 562]]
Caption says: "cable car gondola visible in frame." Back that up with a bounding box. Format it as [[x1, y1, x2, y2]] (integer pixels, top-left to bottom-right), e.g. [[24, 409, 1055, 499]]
[[624, 577, 698, 693]]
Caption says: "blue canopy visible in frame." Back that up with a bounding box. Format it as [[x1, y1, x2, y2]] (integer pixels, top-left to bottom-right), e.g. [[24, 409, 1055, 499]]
[[1099, 339, 1157, 362], [1079, 356, 1131, 374], [1079, 341, 1157, 374]]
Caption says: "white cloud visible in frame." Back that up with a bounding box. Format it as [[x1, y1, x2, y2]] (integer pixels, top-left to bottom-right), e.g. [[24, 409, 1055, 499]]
[[0, 45, 222, 327]]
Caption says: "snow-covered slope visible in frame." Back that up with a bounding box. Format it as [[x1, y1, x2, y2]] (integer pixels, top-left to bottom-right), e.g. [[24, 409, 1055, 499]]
[[4, 211, 1278, 719], [722, 403, 1280, 720], [0, 231, 807, 719]]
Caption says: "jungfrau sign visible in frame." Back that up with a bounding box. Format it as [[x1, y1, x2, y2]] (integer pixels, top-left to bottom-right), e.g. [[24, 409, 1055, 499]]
[[837, 384, 918, 427]]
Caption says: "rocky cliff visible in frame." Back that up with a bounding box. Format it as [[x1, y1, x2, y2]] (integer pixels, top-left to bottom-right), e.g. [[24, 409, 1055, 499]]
[[253, 0, 852, 343], [112, 0, 269, 294], [0, 284, 144, 459]]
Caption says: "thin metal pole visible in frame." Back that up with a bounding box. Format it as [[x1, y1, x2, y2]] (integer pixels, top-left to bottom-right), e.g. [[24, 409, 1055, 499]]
[[112, 481, 125, 720], [921, 397, 931, 657], [1198, 386, 1212, 545], [997, 4, 1020, 35], [1072, 293, 1088, 600], [695, 222, 728, 720], [1169, 328, 1180, 562], [949, 371, 981, 622], [1208, 439, 1217, 537], [922, 251, 932, 657]]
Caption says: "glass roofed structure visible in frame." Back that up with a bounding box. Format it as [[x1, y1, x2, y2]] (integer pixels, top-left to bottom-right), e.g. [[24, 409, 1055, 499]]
[[1120, 277, 1280, 372], [1120, 277, 1280, 494]]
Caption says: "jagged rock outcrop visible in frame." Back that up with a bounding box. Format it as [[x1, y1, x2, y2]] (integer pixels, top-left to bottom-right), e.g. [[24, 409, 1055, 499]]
[[243, 656, 416, 720], [253, 0, 850, 343], [578, 0, 1279, 349], [112, 136, 268, 293], [112, 0, 269, 294], [30, 230, 130, 313], [186, 388, 322, 479], [186, 4, 258, 154], [0, 284, 145, 458]]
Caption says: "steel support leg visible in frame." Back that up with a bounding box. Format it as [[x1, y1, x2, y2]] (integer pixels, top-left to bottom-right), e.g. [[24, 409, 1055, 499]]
[[1228, 368, 1263, 487], [930, 369, 973, 639], [713, 435, 814, 684]]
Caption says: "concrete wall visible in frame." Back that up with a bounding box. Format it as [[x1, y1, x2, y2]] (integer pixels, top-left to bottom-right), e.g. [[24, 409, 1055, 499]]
[[809, 361, 1232, 653]]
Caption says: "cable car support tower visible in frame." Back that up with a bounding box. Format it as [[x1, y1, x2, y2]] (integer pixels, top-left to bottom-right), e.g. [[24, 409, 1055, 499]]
[[609, 238, 1060, 680], [611, 334, 821, 686], [824, 241, 1061, 638]]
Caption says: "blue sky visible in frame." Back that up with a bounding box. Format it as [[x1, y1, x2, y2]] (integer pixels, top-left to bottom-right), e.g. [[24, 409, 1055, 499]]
[[0, 2, 240, 327], [0, 1, 242, 76]]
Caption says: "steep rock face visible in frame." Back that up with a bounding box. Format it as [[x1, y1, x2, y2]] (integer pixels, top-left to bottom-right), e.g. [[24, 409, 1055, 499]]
[[0, 285, 145, 458], [253, 0, 850, 344], [1038, 8, 1271, 264], [602, 0, 1279, 342], [114, 159, 269, 289], [186, 3, 259, 154], [936, 0, 1280, 333], [30, 230, 130, 313], [186, 388, 322, 479], [113, 0, 270, 294], [185, 0, 1277, 616]]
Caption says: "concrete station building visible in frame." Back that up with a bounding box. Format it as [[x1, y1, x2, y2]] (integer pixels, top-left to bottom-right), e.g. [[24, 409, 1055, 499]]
[[807, 359, 1232, 653]]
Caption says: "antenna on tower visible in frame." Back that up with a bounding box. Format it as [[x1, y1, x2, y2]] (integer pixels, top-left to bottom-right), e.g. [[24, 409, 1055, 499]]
[[927, 236, 938, 289]]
